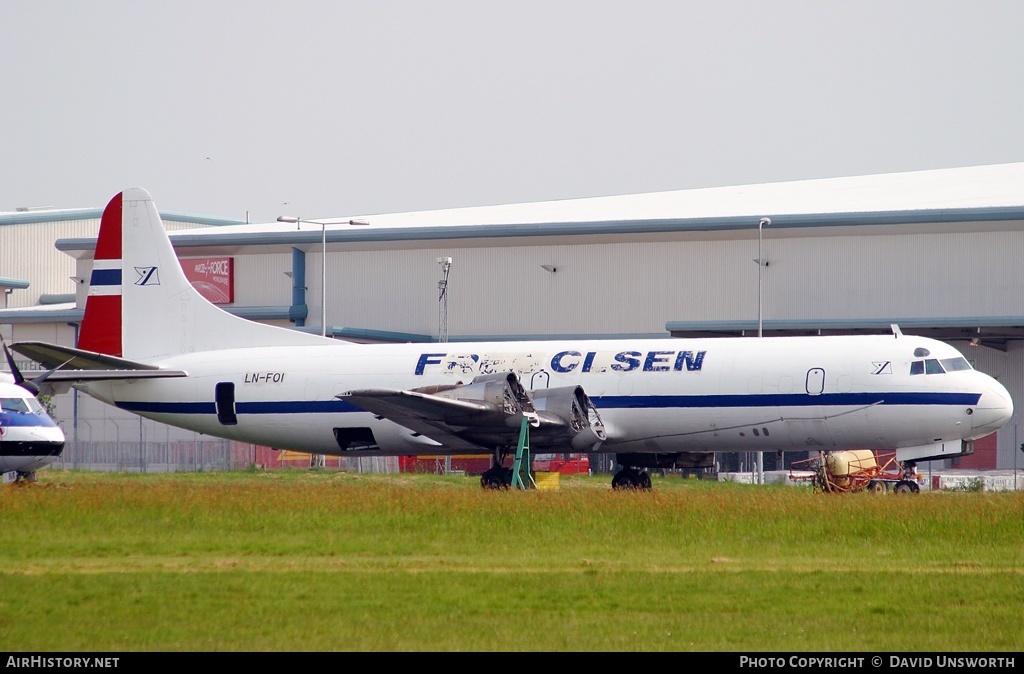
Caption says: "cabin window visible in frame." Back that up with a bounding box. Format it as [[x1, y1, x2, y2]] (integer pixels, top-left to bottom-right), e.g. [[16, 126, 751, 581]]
[[215, 382, 238, 425]]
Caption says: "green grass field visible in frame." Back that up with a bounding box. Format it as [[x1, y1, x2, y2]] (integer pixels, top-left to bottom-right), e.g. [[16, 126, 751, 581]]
[[1, 469, 1021, 652]]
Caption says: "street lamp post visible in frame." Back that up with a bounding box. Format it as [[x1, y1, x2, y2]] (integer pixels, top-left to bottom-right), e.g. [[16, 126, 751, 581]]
[[755, 217, 771, 485], [757, 217, 771, 338], [277, 216, 369, 337]]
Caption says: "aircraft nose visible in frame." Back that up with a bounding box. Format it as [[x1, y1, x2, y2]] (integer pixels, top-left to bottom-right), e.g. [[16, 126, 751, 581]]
[[970, 376, 1014, 438]]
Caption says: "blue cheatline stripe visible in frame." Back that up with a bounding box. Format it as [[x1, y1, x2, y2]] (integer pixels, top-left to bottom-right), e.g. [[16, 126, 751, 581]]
[[89, 268, 121, 286], [116, 399, 366, 414], [591, 392, 982, 408], [114, 392, 982, 416]]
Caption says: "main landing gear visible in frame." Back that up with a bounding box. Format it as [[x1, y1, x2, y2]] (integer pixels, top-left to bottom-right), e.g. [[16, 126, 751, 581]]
[[480, 448, 513, 490], [7, 471, 39, 486], [480, 465, 512, 490], [611, 467, 652, 491]]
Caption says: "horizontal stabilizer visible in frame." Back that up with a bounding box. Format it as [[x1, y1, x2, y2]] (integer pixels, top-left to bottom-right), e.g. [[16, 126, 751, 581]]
[[11, 341, 187, 381]]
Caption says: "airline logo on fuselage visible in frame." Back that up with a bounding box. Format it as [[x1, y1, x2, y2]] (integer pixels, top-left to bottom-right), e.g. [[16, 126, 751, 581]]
[[414, 349, 707, 376]]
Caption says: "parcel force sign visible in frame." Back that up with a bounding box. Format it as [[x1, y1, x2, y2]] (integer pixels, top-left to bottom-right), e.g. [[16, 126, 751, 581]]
[[182, 257, 234, 304]]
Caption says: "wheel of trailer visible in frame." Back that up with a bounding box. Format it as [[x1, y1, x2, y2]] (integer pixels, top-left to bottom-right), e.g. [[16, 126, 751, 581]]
[[868, 480, 886, 494], [639, 471, 652, 490], [894, 480, 920, 494]]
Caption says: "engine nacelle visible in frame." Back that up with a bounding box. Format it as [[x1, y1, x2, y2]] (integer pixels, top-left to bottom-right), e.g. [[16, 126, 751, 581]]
[[530, 385, 607, 451], [419, 372, 536, 428]]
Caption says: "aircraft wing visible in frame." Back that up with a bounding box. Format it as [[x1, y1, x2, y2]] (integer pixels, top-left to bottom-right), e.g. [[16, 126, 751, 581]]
[[11, 341, 188, 383], [338, 388, 512, 452]]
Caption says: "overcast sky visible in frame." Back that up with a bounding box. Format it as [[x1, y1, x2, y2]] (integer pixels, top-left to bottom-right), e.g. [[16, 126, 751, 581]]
[[3, 1, 1023, 224]]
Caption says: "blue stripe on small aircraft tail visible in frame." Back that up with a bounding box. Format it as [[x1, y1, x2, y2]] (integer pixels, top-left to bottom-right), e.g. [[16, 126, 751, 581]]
[[114, 392, 981, 416], [89, 268, 121, 286]]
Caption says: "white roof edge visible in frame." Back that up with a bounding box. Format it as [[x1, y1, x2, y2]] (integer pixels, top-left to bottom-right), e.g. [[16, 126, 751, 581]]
[[168, 162, 1024, 236]]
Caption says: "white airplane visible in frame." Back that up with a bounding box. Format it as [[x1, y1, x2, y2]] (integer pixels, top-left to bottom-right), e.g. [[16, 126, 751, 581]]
[[0, 338, 65, 483], [10, 188, 1015, 489]]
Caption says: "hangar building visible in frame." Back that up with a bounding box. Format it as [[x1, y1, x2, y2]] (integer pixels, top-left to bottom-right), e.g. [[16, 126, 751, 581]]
[[3, 162, 1024, 473]]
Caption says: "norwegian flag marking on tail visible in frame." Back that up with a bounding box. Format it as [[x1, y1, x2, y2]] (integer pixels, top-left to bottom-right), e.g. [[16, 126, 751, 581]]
[[78, 192, 123, 355]]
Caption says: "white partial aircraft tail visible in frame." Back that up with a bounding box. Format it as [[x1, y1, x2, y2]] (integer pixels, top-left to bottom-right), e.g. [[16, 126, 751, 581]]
[[78, 189, 333, 362]]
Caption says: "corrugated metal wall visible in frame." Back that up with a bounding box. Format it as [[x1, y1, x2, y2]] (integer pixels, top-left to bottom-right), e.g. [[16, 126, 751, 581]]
[[231, 252, 294, 306], [323, 240, 765, 337], [764, 229, 1024, 320], [320, 228, 1024, 338], [1, 219, 98, 308], [1, 218, 210, 309]]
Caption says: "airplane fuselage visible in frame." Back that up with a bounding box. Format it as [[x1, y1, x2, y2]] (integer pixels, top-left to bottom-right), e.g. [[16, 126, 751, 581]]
[[0, 381, 65, 475], [75, 334, 1012, 459]]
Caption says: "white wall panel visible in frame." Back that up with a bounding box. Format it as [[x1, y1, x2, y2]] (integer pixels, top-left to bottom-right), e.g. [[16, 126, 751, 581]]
[[1, 220, 98, 307], [325, 239, 768, 337], [762, 230, 1024, 321], [229, 253, 293, 306], [0, 218, 213, 309]]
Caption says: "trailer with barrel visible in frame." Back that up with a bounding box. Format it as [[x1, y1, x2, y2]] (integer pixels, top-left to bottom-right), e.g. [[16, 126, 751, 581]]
[[790, 449, 921, 494]]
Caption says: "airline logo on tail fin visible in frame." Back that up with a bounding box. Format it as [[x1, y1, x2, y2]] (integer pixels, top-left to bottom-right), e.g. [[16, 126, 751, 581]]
[[78, 192, 124, 356], [134, 267, 160, 286]]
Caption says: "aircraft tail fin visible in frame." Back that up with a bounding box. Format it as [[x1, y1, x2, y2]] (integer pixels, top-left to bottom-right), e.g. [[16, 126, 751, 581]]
[[78, 189, 333, 362]]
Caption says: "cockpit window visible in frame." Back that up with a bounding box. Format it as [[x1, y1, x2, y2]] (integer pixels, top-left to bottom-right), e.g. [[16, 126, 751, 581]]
[[910, 357, 971, 375], [0, 397, 31, 413], [940, 357, 972, 372]]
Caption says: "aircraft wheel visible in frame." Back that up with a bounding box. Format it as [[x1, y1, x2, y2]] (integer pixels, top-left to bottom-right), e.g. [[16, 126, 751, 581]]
[[612, 469, 650, 490], [611, 470, 636, 490], [480, 468, 510, 490]]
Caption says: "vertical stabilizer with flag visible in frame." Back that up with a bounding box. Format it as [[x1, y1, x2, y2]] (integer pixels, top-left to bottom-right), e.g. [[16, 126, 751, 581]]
[[77, 189, 333, 362]]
